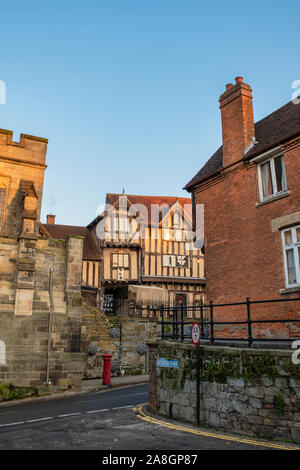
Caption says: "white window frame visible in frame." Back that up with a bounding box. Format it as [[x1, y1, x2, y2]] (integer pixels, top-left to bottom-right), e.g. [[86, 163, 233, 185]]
[[281, 225, 300, 288], [163, 254, 188, 268], [162, 255, 176, 267], [112, 252, 129, 268], [257, 154, 287, 202]]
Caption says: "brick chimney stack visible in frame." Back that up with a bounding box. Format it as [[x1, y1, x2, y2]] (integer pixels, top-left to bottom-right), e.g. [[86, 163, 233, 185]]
[[219, 76, 255, 167], [46, 214, 56, 224]]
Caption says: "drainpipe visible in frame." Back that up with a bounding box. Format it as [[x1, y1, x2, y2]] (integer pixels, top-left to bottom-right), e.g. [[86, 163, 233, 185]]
[[119, 322, 123, 376], [45, 267, 55, 385]]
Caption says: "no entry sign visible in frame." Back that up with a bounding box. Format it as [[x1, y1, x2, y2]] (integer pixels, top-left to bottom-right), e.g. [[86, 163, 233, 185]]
[[191, 321, 201, 345]]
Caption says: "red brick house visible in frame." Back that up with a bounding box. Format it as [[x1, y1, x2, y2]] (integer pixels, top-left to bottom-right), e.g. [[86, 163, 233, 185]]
[[185, 77, 300, 335]]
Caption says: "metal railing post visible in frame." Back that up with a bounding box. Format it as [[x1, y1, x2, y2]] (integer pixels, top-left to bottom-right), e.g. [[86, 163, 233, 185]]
[[200, 304, 204, 337], [172, 307, 176, 340], [175, 307, 179, 340], [246, 297, 253, 347], [180, 304, 184, 342], [160, 304, 165, 340], [210, 300, 214, 345]]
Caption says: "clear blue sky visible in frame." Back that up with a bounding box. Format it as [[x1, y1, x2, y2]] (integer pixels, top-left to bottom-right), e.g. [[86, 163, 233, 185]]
[[0, 0, 299, 226]]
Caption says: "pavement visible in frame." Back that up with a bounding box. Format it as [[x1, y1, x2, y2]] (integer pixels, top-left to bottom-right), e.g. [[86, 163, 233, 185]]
[[0, 374, 149, 408], [81, 374, 149, 393]]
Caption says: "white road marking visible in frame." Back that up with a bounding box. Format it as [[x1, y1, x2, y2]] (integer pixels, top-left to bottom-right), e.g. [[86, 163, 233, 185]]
[[111, 405, 132, 410], [27, 417, 53, 423], [0, 395, 145, 427], [0, 421, 24, 427], [86, 408, 109, 414]]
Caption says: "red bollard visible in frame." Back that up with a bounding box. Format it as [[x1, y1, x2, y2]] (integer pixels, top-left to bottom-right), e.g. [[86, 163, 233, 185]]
[[102, 354, 112, 386]]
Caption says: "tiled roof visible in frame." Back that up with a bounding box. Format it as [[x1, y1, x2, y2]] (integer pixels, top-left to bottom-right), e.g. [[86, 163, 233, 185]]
[[41, 224, 99, 259], [42, 224, 86, 239], [184, 147, 223, 190], [105, 193, 192, 225], [184, 99, 300, 191]]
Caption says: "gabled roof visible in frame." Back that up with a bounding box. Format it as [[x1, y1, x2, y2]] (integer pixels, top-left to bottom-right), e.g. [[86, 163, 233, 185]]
[[105, 193, 192, 226], [184, 99, 300, 191], [40, 224, 99, 259]]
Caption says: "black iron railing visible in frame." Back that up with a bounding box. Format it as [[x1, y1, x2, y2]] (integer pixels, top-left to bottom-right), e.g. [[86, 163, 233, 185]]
[[159, 296, 300, 347]]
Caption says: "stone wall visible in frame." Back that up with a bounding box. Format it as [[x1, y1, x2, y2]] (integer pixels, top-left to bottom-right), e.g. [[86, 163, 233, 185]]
[[109, 317, 159, 376], [0, 235, 85, 389], [149, 341, 300, 444], [81, 307, 160, 378], [0, 129, 47, 239]]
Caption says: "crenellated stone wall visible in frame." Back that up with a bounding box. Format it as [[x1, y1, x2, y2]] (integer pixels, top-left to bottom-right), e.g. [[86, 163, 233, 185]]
[[149, 341, 300, 444]]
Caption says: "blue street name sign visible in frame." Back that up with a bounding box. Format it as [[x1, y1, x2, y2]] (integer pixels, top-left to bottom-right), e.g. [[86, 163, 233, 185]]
[[157, 358, 179, 368]]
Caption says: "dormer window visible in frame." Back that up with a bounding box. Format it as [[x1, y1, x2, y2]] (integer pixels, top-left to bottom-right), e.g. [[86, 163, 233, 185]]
[[258, 155, 287, 202]]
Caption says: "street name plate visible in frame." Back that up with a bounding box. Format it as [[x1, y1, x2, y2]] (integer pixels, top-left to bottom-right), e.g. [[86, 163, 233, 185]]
[[157, 358, 179, 368]]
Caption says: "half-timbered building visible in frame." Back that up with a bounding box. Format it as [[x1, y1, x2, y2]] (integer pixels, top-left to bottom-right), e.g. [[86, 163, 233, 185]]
[[42, 193, 205, 315]]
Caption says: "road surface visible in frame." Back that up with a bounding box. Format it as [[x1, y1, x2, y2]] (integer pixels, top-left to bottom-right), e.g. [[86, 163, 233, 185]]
[[0, 384, 292, 450]]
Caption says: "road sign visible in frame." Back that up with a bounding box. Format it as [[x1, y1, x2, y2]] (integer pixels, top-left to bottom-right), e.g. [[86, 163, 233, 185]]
[[157, 358, 179, 368], [191, 321, 201, 345]]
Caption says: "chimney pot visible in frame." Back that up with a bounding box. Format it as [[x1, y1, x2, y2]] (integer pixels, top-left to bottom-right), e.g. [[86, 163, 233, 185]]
[[47, 214, 56, 224], [235, 76, 243, 83], [226, 83, 234, 90]]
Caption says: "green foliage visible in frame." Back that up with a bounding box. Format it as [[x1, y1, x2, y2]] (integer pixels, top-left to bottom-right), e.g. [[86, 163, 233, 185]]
[[180, 368, 186, 390], [273, 393, 284, 414], [201, 353, 240, 383], [242, 355, 277, 379], [281, 361, 300, 379], [163, 325, 172, 337], [0, 383, 38, 401]]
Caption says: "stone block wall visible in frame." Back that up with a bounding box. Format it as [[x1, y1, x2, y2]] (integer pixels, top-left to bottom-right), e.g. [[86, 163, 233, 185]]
[[113, 318, 159, 375], [0, 130, 47, 239], [0, 235, 85, 389], [149, 340, 300, 444], [81, 308, 160, 378]]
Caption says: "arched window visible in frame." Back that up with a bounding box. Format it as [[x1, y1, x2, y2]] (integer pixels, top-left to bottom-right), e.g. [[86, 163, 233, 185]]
[[0, 340, 6, 365], [0, 187, 7, 227]]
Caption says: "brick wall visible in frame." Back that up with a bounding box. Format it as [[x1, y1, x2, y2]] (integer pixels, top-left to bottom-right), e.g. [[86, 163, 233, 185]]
[[193, 138, 300, 334]]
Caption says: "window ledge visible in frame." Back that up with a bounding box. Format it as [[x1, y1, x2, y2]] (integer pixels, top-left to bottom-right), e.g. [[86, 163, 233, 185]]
[[279, 286, 300, 295], [256, 191, 289, 208]]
